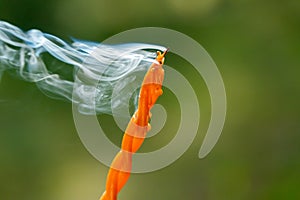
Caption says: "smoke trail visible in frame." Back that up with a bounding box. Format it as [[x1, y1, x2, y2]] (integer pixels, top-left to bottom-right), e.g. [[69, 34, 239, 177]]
[[0, 21, 167, 115]]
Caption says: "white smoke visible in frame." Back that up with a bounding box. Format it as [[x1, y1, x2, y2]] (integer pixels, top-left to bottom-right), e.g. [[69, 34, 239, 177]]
[[0, 21, 167, 115]]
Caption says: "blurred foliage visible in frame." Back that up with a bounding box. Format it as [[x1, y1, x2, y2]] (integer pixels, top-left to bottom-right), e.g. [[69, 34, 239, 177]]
[[0, 0, 300, 199]]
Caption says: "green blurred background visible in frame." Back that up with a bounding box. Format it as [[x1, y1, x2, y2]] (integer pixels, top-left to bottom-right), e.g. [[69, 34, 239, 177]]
[[1, 0, 300, 199]]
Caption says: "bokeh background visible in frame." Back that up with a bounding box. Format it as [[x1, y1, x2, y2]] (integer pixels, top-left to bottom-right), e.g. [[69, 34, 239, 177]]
[[1, 0, 300, 199]]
